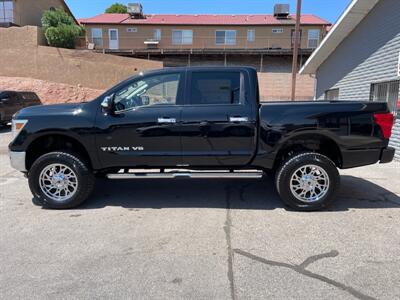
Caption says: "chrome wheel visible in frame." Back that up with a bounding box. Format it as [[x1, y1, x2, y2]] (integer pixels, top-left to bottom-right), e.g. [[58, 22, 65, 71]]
[[289, 164, 329, 203], [39, 163, 78, 202]]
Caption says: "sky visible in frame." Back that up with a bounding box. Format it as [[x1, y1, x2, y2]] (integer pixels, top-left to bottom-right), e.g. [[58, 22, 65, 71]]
[[65, 0, 351, 23]]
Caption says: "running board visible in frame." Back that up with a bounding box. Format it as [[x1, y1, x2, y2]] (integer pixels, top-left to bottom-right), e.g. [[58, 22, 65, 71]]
[[106, 171, 264, 180]]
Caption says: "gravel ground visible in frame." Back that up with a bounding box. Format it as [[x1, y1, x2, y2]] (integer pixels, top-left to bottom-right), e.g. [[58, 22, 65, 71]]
[[1, 128, 400, 300]]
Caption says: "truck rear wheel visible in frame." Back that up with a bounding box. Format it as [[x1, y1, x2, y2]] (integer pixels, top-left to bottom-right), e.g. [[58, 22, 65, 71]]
[[28, 152, 95, 209], [275, 152, 340, 211]]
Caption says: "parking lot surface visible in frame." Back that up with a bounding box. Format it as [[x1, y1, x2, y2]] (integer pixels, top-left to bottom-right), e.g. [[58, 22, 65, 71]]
[[1, 128, 400, 300]]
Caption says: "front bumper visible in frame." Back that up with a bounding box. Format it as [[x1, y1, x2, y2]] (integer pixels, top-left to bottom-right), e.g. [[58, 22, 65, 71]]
[[380, 147, 395, 164], [9, 151, 26, 172]]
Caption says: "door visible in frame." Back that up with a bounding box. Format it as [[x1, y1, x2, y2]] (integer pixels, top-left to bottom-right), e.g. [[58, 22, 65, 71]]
[[95, 71, 185, 168], [108, 29, 119, 49], [180, 70, 257, 167]]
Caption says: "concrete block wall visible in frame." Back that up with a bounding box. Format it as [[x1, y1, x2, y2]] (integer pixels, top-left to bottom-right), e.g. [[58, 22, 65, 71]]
[[0, 26, 163, 90], [162, 55, 315, 100], [258, 72, 314, 101]]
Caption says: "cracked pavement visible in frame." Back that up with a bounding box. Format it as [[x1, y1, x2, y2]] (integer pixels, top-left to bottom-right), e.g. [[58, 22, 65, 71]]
[[1, 129, 400, 299]]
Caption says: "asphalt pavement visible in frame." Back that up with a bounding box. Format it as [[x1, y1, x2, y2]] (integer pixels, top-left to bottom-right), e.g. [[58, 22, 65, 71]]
[[1, 128, 400, 300]]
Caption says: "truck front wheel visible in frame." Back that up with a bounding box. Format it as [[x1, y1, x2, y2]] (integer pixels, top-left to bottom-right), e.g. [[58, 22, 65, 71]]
[[28, 152, 95, 209], [275, 152, 340, 211]]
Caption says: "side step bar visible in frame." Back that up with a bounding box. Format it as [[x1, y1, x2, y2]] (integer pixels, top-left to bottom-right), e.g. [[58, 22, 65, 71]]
[[107, 171, 264, 180]]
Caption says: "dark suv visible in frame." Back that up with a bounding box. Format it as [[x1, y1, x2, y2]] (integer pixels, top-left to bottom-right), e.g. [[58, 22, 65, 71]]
[[0, 91, 41, 126]]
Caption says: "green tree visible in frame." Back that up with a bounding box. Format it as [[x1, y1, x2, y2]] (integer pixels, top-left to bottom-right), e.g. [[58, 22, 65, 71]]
[[105, 3, 128, 13], [41, 8, 83, 49]]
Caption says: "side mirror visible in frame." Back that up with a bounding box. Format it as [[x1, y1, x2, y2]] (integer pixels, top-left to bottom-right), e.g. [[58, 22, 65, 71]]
[[101, 95, 114, 113]]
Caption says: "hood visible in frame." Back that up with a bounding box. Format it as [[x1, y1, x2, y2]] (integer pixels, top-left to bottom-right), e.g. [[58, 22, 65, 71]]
[[16, 103, 85, 118]]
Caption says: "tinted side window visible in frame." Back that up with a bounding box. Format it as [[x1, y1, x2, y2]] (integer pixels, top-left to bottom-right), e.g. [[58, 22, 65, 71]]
[[189, 72, 242, 105], [114, 73, 181, 112], [2, 92, 19, 104]]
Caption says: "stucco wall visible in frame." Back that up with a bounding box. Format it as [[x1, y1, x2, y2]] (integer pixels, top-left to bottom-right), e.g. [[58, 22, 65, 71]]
[[0, 26, 45, 48], [0, 26, 163, 90]]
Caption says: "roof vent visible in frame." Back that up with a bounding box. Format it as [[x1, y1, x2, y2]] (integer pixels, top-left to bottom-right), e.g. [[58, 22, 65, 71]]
[[274, 4, 290, 19], [127, 3, 144, 19]]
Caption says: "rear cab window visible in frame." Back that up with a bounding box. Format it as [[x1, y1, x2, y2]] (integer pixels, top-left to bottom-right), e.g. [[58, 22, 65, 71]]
[[187, 71, 245, 105]]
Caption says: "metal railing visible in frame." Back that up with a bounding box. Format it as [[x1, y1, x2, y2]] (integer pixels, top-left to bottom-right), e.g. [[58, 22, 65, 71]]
[[83, 35, 320, 51]]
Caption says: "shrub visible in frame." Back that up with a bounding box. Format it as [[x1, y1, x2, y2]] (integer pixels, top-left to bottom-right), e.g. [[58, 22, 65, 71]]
[[44, 24, 82, 49], [105, 3, 128, 13], [41, 8, 83, 49]]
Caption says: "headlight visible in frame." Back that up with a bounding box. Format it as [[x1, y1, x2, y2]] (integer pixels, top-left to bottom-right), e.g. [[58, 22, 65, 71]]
[[12, 119, 28, 139]]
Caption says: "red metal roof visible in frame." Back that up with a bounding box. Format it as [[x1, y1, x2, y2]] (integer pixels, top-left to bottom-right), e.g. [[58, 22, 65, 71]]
[[79, 14, 330, 26]]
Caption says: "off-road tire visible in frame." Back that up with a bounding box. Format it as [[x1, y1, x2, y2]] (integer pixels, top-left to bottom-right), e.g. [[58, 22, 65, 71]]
[[28, 152, 95, 209], [275, 152, 340, 211]]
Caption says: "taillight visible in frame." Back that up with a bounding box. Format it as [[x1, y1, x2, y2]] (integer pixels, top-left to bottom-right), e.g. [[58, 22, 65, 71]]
[[373, 113, 394, 139]]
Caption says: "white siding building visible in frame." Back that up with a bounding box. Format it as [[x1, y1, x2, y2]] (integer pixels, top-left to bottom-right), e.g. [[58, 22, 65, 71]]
[[300, 0, 400, 160]]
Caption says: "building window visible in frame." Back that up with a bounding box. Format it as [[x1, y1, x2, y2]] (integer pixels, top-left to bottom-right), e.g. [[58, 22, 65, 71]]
[[308, 29, 320, 48], [370, 80, 400, 113], [172, 30, 193, 45], [272, 28, 284, 34], [91, 28, 103, 47], [247, 29, 255, 42], [127, 27, 137, 33], [325, 88, 339, 100], [153, 29, 161, 41], [0, 0, 13, 23], [216, 30, 237, 45]]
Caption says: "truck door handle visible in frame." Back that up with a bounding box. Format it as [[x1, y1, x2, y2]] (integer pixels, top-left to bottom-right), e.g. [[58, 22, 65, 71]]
[[158, 117, 176, 124], [200, 121, 210, 126], [229, 116, 249, 122]]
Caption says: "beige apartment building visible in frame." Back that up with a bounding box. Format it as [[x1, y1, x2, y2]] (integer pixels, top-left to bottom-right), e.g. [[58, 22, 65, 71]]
[[0, 0, 77, 27], [79, 4, 330, 75], [80, 7, 330, 55], [82, 23, 327, 52]]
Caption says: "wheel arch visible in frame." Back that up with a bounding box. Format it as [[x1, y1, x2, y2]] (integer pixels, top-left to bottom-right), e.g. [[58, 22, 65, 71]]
[[25, 133, 93, 171], [273, 132, 343, 169]]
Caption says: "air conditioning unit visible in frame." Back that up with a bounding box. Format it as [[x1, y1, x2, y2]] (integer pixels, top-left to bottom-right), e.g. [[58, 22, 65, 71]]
[[128, 3, 144, 18], [274, 4, 290, 19]]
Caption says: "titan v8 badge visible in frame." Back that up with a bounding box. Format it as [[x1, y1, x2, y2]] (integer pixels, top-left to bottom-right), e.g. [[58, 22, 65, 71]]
[[101, 146, 144, 152]]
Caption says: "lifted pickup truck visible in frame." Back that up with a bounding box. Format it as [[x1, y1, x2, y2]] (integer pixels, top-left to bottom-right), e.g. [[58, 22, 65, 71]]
[[9, 67, 395, 210]]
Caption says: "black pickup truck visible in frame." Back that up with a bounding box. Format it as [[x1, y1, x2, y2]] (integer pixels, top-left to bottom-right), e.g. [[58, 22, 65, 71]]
[[9, 67, 395, 210]]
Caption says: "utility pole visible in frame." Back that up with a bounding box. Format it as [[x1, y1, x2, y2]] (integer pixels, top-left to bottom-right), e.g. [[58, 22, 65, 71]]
[[291, 0, 302, 101]]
